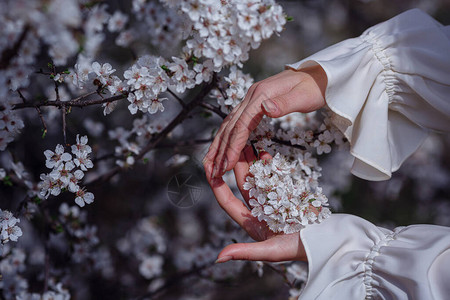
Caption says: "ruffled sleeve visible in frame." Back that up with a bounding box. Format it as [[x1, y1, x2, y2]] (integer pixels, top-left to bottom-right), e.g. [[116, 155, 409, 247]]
[[287, 9, 450, 181], [299, 214, 450, 300]]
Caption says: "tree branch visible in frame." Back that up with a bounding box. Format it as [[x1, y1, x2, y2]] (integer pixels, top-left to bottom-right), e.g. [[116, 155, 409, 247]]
[[0, 25, 30, 70], [136, 262, 215, 300], [199, 102, 227, 119], [167, 88, 186, 108], [86, 80, 216, 186], [12, 93, 127, 110]]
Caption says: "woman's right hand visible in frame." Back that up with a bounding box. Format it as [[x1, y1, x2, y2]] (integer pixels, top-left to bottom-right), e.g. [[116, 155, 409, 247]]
[[203, 65, 327, 180]]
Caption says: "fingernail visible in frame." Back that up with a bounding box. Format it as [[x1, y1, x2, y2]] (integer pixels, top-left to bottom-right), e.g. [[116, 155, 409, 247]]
[[212, 164, 218, 178], [262, 100, 277, 114], [222, 157, 228, 173], [215, 256, 232, 264]]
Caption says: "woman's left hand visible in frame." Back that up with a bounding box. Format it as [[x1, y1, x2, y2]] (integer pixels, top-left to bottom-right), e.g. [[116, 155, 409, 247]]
[[205, 145, 307, 263]]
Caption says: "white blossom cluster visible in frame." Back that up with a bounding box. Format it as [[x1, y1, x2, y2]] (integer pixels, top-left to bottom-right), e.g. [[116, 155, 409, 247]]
[[164, 0, 287, 69], [0, 244, 70, 300], [38, 135, 94, 207], [15, 283, 70, 300], [244, 153, 331, 233], [131, 0, 183, 51], [0, 100, 25, 151], [0, 247, 28, 298], [209, 66, 254, 111], [116, 217, 166, 281], [57, 203, 108, 266], [123, 55, 171, 115], [108, 114, 168, 167], [0, 209, 22, 245]]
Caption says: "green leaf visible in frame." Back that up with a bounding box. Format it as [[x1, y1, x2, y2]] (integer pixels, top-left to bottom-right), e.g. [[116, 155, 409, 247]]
[[200, 111, 212, 119], [285, 16, 294, 22], [33, 196, 42, 204], [3, 176, 13, 187], [55, 224, 64, 233]]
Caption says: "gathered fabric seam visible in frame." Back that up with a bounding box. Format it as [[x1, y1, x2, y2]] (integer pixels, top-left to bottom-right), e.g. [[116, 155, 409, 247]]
[[363, 226, 405, 299], [360, 33, 397, 104]]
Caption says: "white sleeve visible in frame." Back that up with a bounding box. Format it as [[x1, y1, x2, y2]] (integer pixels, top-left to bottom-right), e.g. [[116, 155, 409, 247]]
[[299, 214, 450, 300], [287, 9, 450, 181]]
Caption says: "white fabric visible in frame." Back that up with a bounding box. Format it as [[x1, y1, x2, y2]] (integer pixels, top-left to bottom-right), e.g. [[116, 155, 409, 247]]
[[300, 214, 450, 300], [287, 9, 450, 181], [285, 9, 450, 300]]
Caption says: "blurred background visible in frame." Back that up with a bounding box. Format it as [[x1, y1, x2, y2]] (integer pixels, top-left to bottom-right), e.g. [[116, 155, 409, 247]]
[[1, 0, 449, 299]]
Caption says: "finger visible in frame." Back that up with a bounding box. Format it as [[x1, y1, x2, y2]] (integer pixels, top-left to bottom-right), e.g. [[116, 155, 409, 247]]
[[259, 151, 272, 161], [234, 145, 256, 203], [203, 108, 238, 174], [205, 163, 252, 228], [216, 233, 306, 263], [213, 92, 266, 177]]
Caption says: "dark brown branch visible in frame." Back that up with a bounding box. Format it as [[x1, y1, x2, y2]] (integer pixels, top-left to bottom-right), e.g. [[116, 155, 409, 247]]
[[19, 90, 48, 136], [264, 263, 295, 289], [72, 90, 98, 102], [86, 81, 216, 186], [62, 104, 67, 146], [92, 152, 117, 163], [200, 102, 227, 119], [136, 262, 215, 300], [167, 88, 186, 108], [270, 137, 307, 150], [156, 138, 213, 148], [135, 81, 215, 161], [12, 93, 127, 110], [0, 25, 30, 70]]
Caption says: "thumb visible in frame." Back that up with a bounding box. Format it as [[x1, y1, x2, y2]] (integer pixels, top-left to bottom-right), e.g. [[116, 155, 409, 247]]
[[215, 234, 306, 263], [262, 82, 325, 118], [216, 240, 280, 263]]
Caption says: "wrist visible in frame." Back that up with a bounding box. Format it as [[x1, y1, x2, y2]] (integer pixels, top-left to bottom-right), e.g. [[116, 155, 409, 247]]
[[297, 64, 328, 108]]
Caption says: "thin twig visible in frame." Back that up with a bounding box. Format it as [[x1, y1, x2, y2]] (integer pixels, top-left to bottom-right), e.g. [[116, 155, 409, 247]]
[[17, 90, 27, 103], [136, 262, 215, 300], [86, 80, 216, 186], [12, 93, 127, 110], [92, 152, 117, 163], [167, 88, 186, 108], [264, 263, 294, 289], [35, 106, 48, 137], [156, 138, 213, 148], [72, 90, 98, 102], [216, 85, 228, 101], [270, 137, 307, 150], [62, 104, 67, 146], [199, 102, 227, 119], [18, 90, 48, 135]]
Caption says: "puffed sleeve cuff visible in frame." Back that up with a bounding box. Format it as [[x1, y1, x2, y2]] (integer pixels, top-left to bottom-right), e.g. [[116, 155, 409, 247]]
[[299, 214, 450, 299], [287, 9, 450, 181]]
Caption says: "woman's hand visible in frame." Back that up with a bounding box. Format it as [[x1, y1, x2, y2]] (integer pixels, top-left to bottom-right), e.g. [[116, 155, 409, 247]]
[[203, 65, 327, 179], [205, 145, 307, 263]]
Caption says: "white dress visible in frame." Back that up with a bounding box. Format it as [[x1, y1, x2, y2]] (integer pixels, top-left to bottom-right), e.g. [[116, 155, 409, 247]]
[[287, 9, 450, 300]]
